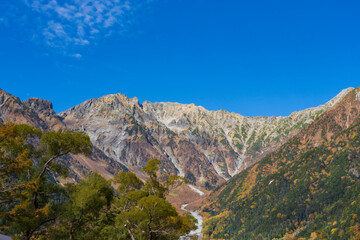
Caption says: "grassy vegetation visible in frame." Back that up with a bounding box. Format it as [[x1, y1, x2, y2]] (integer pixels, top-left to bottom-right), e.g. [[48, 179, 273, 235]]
[[203, 120, 360, 239]]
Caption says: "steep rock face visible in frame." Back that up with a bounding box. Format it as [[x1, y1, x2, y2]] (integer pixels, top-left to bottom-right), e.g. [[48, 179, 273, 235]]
[[202, 87, 360, 239], [0, 89, 128, 181], [0, 89, 49, 130], [60, 94, 224, 187], [22, 98, 65, 130], [60, 88, 354, 189], [2, 87, 352, 189]]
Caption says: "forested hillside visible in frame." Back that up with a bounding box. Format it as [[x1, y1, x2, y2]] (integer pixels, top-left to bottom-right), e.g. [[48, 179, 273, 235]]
[[202, 88, 360, 239], [0, 122, 196, 239], [2, 87, 360, 239]]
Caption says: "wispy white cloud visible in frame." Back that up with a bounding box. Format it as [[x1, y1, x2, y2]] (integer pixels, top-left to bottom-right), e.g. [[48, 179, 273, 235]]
[[0, 0, 154, 53], [23, 0, 135, 48], [71, 53, 82, 58]]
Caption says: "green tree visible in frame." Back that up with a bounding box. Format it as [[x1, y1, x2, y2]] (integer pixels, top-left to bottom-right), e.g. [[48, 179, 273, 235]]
[[113, 171, 143, 195], [0, 122, 92, 240], [49, 173, 113, 240], [1, 123, 196, 240], [142, 159, 188, 198], [110, 159, 197, 240]]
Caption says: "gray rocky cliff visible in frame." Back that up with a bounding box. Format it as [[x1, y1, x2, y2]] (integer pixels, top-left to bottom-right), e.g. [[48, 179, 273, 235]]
[[59, 87, 354, 189]]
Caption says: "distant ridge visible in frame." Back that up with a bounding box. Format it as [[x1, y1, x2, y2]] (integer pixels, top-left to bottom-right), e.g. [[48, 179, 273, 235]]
[[0, 87, 354, 188], [58, 87, 353, 188], [202, 87, 360, 239]]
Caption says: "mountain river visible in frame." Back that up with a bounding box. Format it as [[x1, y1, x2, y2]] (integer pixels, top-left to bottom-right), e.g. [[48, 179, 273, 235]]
[[179, 185, 204, 240]]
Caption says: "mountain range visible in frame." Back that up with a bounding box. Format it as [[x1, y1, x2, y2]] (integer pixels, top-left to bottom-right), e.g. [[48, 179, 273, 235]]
[[0, 87, 354, 189], [2, 86, 360, 239], [202, 87, 360, 239]]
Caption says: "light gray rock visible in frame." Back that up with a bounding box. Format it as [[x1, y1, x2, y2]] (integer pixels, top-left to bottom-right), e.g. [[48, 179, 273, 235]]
[[59, 88, 354, 188]]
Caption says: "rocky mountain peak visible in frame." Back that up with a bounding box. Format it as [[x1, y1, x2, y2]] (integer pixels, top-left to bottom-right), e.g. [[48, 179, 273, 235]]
[[323, 87, 355, 107], [355, 87, 360, 101], [23, 98, 55, 116], [202, 86, 360, 240], [58, 87, 356, 188], [0, 89, 128, 182], [2, 87, 351, 189], [101, 93, 139, 106], [60, 93, 142, 121], [0, 88, 19, 108], [0, 89, 49, 128]]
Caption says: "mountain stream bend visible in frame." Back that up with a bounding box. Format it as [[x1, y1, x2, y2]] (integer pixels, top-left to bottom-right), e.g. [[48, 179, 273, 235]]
[[179, 185, 204, 240]]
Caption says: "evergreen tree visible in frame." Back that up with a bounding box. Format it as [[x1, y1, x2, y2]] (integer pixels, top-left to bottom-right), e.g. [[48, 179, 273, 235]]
[[0, 123, 196, 240], [48, 173, 113, 240], [0, 122, 92, 240], [108, 159, 197, 240]]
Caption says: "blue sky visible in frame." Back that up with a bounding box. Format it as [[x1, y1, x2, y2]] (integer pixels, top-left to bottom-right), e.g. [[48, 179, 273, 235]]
[[1, 0, 359, 116]]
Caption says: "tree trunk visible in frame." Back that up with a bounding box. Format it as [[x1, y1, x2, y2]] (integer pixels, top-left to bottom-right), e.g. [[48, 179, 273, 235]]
[[33, 191, 39, 209], [125, 224, 136, 240], [69, 222, 74, 240], [23, 230, 31, 240]]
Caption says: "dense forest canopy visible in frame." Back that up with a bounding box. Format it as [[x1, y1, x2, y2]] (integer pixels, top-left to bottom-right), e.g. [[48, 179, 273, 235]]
[[0, 122, 196, 240], [202, 91, 360, 239]]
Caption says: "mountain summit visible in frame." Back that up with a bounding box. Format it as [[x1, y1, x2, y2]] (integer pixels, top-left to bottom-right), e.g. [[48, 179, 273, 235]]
[[57, 87, 354, 188], [0, 87, 354, 188], [202, 87, 360, 239]]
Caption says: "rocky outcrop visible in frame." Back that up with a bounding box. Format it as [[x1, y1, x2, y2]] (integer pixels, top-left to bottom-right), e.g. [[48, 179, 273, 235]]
[[201, 87, 360, 239], [1, 87, 353, 188], [23, 98, 65, 130], [0, 89, 49, 130], [0, 89, 128, 182], [59, 87, 354, 189]]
